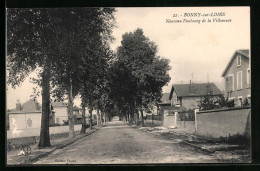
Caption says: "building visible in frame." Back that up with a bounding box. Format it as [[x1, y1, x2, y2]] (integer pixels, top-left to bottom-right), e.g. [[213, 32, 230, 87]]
[[159, 93, 171, 106], [157, 93, 171, 116], [8, 98, 54, 130], [51, 101, 69, 125], [221, 49, 250, 106], [169, 83, 223, 109], [73, 106, 83, 124]]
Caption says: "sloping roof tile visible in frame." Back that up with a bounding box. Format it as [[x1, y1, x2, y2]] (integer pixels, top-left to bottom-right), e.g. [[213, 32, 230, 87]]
[[74, 113, 82, 119], [73, 106, 81, 111], [222, 49, 249, 77], [170, 83, 223, 98], [160, 93, 171, 104], [9, 99, 41, 113]]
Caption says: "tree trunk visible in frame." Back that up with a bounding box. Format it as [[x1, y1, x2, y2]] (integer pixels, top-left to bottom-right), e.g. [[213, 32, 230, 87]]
[[100, 111, 103, 125], [140, 109, 145, 127], [68, 78, 75, 138], [89, 106, 93, 129], [80, 99, 86, 134], [97, 108, 100, 126], [38, 64, 51, 148], [131, 107, 134, 124], [136, 109, 139, 125]]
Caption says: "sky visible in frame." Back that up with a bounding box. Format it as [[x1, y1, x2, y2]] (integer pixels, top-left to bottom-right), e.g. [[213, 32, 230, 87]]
[[6, 7, 250, 109]]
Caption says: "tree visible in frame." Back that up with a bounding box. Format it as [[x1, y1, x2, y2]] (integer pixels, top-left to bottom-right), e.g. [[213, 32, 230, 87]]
[[7, 9, 62, 147], [112, 28, 171, 126], [7, 8, 116, 146]]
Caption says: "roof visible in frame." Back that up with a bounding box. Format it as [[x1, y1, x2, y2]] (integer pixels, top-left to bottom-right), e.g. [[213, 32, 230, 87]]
[[161, 105, 188, 112], [51, 101, 68, 107], [9, 99, 41, 113], [159, 93, 171, 104], [73, 106, 81, 111], [222, 49, 249, 77], [169, 83, 223, 99], [74, 113, 82, 119]]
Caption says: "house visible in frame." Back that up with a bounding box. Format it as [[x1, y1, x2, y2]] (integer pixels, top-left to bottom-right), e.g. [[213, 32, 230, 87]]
[[8, 98, 54, 130], [73, 106, 81, 115], [221, 49, 250, 106], [169, 83, 223, 109], [157, 93, 171, 116], [142, 93, 171, 117], [51, 101, 69, 125], [73, 106, 83, 124]]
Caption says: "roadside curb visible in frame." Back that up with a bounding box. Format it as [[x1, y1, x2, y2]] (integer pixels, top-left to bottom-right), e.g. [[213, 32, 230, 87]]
[[21, 126, 102, 164], [137, 127, 245, 155], [179, 141, 213, 154]]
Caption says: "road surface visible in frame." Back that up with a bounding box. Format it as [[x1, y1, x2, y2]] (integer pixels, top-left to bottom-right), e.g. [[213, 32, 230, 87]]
[[35, 119, 218, 164]]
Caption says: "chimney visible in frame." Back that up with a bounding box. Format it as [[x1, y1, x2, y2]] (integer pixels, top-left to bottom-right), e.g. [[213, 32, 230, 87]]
[[16, 99, 21, 111]]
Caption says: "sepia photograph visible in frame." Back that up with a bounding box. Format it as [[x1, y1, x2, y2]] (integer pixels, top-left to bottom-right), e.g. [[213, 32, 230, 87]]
[[6, 7, 251, 165]]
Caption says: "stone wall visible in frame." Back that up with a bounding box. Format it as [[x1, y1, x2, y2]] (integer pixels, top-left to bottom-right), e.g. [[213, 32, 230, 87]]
[[196, 107, 251, 138]]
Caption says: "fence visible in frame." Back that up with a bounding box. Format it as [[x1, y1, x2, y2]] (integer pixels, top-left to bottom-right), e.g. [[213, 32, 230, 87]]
[[145, 114, 161, 120], [178, 110, 195, 121], [143, 114, 162, 126]]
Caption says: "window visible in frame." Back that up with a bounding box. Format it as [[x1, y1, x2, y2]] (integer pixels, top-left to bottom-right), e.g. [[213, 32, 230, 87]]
[[226, 74, 234, 91], [27, 118, 32, 127], [237, 55, 241, 67], [247, 69, 250, 87], [237, 71, 242, 90]]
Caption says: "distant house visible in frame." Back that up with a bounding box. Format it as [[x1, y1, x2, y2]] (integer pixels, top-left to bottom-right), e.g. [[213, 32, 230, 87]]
[[157, 93, 171, 117], [73, 106, 83, 124], [51, 101, 69, 125], [141, 93, 171, 119], [8, 98, 54, 130], [73, 106, 81, 115], [221, 49, 250, 106], [169, 83, 223, 109]]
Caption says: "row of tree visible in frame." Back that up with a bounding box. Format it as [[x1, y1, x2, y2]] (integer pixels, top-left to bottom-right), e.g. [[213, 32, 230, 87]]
[[108, 29, 171, 126], [7, 8, 171, 148], [7, 8, 116, 147]]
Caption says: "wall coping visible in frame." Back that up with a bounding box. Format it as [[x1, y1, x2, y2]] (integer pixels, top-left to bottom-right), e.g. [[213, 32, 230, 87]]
[[197, 106, 251, 114], [8, 111, 42, 114]]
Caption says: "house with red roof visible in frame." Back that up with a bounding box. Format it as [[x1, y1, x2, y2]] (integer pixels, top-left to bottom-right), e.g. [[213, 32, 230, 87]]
[[221, 49, 250, 106], [169, 83, 223, 109]]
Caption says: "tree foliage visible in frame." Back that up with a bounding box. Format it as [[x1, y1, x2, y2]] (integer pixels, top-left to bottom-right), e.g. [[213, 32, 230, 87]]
[[110, 28, 171, 125], [7, 8, 116, 146]]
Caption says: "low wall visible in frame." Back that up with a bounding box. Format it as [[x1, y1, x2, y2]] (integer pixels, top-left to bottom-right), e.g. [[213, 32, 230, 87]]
[[196, 107, 251, 139], [163, 114, 176, 128], [7, 125, 82, 139], [177, 121, 195, 130]]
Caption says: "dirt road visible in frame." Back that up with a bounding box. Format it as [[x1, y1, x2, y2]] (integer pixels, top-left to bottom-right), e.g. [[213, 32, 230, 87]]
[[35, 120, 218, 164]]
